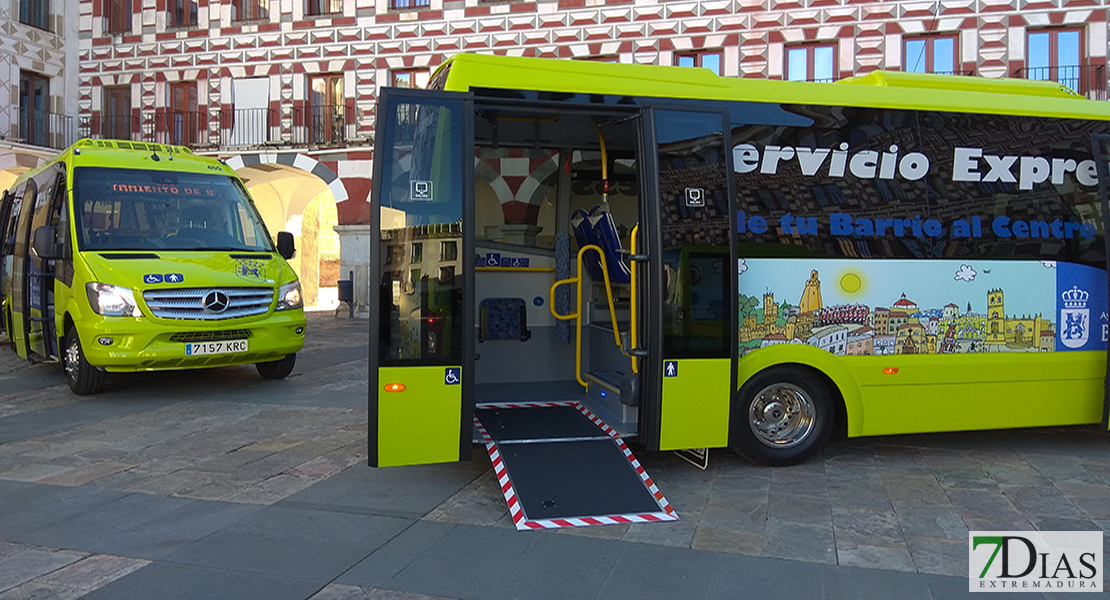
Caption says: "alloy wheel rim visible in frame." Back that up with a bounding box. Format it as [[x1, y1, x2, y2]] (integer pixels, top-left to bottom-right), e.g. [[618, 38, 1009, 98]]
[[64, 339, 81, 381], [748, 383, 815, 449]]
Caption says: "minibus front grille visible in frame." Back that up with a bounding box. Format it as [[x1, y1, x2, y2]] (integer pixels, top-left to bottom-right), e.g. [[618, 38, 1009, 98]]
[[100, 253, 161, 260], [168, 329, 254, 342], [143, 287, 274, 320]]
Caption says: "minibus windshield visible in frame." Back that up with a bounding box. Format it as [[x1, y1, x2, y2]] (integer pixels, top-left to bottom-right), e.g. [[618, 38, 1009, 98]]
[[73, 167, 275, 252]]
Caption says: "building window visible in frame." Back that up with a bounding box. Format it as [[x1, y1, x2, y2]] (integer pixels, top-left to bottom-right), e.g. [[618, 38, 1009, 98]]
[[104, 0, 131, 34], [676, 51, 722, 76], [308, 74, 345, 144], [169, 82, 198, 146], [389, 0, 430, 8], [904, 36, 957, 75], [19, 0, 50, 30], [306, 0, 342, 15], [1026, 29, 1083, 92], [103, 86, 132, 140], [19, 71, 50, 146], [168, 0, 198, 27], [391, 70, 429, 89], [233, 0, 269, 21], [786, 44, 836, 82]]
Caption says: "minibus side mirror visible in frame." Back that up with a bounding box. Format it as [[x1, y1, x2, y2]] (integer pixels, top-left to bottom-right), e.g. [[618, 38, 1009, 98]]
[[277, 231, 295, 260], [32, 226, 57, 259]]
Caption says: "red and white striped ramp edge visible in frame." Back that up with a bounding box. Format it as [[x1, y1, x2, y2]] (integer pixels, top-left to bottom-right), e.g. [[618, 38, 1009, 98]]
[[474, 400, 679, 531]]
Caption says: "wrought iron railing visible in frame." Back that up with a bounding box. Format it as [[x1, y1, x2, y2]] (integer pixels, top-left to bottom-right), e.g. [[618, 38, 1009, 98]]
[[16, 108, 77, 149], [300, 104, 349, 146], [72, 105, 354, 149], [1013, 64, 1107, 101]]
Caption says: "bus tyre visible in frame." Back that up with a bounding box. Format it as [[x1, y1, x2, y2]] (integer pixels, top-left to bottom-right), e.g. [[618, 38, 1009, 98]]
[[256, 353, 296, 380], [64, 328, 106, 395], [730, 366, 833, 466]]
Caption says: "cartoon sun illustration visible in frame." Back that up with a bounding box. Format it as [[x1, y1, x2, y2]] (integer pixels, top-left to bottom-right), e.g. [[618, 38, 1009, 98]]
[[839, 271, 864, 296]]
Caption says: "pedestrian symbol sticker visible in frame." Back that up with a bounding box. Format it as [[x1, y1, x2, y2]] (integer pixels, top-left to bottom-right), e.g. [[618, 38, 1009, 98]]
[[144, 274, 163, 284], [445, 367, 461, 385], [165, 273, 184, 283], [664, 361, 678, 377]]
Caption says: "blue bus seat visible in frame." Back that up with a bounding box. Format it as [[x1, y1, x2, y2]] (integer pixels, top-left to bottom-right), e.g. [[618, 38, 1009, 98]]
[[479, 298, 532, 342]]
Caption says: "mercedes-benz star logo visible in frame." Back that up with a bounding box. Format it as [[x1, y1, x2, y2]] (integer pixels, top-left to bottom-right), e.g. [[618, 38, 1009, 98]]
[[203, 290, 230, 313]]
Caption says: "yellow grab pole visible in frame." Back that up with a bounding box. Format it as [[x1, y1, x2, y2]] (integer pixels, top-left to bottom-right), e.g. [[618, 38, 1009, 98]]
[[548, 244, 621, 389]]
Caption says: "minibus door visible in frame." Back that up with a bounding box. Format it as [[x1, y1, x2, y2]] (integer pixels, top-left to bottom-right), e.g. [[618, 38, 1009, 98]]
[[1091, 133, 1110, 431], [638, 105, 737, 451], [369, 87, 476, 467], [0, 189, 14, 338], [24, 168, 66, 360]]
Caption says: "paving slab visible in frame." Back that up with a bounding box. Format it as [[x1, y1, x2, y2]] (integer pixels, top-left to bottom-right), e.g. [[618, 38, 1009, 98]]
[[79, 562, 322, 600], [281, 456, 489, 520], [159, 504, 411, 582]]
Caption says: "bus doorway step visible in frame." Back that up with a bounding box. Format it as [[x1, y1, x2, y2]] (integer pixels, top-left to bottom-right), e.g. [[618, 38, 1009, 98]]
[[474, 401, 677, 530]]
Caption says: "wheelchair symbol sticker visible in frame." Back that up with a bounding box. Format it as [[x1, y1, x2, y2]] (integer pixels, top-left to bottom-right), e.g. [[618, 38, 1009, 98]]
[[411, 180, 433, 201], [445, 367, 461, 385]]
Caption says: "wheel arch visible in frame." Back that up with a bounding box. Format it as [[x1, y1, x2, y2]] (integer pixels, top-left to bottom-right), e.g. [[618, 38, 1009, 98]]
[[736, 345, 864, 437]]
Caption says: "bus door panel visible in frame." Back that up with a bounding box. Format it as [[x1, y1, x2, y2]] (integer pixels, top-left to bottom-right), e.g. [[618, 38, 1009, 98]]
[[25, 168, 64, 359], [369, 88, 476, 467], [1091, 133, 1110, 431], [0, 189, 16, 338], [9, 178, 38, 358], [640, 106, 736, 451]]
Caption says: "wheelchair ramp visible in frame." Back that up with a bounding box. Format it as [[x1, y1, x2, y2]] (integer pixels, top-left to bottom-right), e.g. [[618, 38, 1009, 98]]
[[473, 402, 677, 531]]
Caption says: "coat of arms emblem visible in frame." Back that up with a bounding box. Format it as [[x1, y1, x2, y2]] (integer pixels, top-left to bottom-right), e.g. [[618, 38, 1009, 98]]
[[1060, 286, 1090, 349]]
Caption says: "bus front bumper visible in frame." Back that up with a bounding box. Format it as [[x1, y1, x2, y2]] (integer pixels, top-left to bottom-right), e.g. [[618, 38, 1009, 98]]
[[78, 312, 307, 372]]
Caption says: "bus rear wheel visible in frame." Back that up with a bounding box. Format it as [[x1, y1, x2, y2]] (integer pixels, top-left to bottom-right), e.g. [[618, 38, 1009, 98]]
[[729, 366, 833, 466], [256, 353, 296, 380], [64, 328, 106, 395]]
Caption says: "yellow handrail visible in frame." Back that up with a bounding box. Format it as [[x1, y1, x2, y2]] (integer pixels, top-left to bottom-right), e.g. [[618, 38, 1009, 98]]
[[549, 244, 621, 389], [629, 224, 639, 375]]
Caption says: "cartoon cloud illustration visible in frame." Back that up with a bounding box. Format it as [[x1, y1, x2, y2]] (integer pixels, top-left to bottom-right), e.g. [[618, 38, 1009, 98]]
[[954, 264, 976, 282]]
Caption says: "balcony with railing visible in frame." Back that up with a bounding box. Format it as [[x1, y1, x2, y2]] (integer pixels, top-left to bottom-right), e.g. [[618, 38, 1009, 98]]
[[1013, 64, 1107, 101], [15, 108, 77, 149], [73, 104, 356, 150]]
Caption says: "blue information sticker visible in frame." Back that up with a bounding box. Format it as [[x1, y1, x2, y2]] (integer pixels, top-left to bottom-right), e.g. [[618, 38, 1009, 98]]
[[164, 273, 184, 284], [445, 367, 461, 385], [143, 274, 164, 284], [664, 361, 678, 377]]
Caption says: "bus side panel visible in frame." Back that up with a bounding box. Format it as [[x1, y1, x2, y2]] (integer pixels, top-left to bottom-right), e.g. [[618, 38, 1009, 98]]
[[849, 352, 1105, 436], [376, 366, 462, 467], [659, 358, 731, 450]]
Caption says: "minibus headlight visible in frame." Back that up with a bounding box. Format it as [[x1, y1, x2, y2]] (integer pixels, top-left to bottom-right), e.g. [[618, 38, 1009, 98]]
[[86, 283, 142, 317], [277, 280, 303, 311]]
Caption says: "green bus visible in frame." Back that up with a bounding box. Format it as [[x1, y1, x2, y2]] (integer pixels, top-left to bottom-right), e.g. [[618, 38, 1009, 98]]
[[369, 54, 1110, 469]]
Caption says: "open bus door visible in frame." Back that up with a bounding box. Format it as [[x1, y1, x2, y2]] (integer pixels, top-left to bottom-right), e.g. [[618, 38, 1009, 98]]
[[1092, 133, 1110, 431], [0, 188, 15, 339], [8, 165, 65, 361], [369, 88, 475, 467], [638, 105, 736, 452]]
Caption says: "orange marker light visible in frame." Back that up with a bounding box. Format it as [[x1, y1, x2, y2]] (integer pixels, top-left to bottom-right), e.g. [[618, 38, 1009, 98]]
[[883, 367, 900, 375], [384, 383, 406, 392]]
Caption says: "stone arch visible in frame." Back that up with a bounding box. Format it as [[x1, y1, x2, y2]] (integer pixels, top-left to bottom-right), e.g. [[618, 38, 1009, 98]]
[[224, 152, 346, 309], [0, 145, 56, 193]]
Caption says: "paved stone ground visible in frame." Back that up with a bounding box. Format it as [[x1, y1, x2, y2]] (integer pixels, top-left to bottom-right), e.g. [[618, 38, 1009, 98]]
[[0, 312, 1107, 598]]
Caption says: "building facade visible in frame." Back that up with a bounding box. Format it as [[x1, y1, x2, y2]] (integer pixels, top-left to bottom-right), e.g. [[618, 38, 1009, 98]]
[[1, 0, 1107, 310]]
